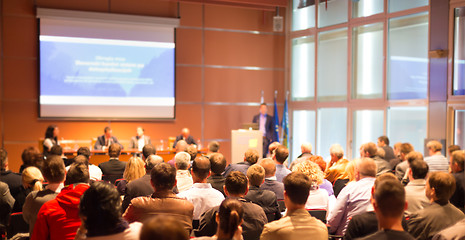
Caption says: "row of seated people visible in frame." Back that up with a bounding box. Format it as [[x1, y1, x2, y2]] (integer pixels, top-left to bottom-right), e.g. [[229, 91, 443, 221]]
[[1, 137, 464, 240]]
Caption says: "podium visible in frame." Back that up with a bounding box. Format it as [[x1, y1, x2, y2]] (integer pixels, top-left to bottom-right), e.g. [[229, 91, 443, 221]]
[[231, 130, 263, 164]]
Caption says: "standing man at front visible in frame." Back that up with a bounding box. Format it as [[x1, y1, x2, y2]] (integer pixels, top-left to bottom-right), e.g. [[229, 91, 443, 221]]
[[253, 103, 277, 158]]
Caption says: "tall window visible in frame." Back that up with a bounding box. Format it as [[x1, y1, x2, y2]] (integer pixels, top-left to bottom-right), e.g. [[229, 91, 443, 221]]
[[387, 107, 427, 152], [292, 36, 315, 101], [292, 110, 316, 159], [453, 7, 465, 95], [352, 110, 384, 159], [317, 108, 347, 158]]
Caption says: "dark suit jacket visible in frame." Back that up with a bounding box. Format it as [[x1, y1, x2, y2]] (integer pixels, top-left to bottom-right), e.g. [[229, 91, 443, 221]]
[[451, 171, 464, 211], [223, 161, 252, 177], [122, 174, 154, 211], [245, 186, 281, 222], [252, 114, 277, 142], [129, 136, 151, 149], [260, 179, 284, 200], [0, 170, 22, 200], [173, 135, 196, 148], [207, 175, 226, 197], [94, 135, 123, 150], [98, 158, 126, 184]]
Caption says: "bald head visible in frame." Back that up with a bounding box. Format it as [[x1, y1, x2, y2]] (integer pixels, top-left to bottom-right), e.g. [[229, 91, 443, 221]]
[[175, 140, 188, 153], [181, 128, 190, 138], [146, 155, 164, 171], [259, 158, 276, 178], [301, 143, 312, 154], [356, 157, 377, 179], [192, 156, 211, 181]]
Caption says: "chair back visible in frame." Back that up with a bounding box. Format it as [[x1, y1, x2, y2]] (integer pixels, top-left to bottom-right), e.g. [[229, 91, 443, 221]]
[[7, 212, 29, 239], [307, 209, 327, 224]]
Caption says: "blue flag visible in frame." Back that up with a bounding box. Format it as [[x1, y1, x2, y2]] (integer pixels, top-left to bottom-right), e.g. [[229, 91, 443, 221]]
[[273, 97, 280, 142], [282, 97, 289, 148]]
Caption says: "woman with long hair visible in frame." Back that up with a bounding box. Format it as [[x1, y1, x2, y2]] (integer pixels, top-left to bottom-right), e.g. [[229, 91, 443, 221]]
[[12, 166, 44, 212], [43, 125, 59, 154], [117, 157, 145, 195]]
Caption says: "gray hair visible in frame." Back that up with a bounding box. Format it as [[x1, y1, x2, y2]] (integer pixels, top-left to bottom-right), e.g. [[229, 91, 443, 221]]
[[174, 152, 191, 170], [329, 144, 344, 158]]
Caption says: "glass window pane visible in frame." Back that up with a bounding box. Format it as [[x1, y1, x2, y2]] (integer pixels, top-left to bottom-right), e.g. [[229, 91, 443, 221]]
[[389, 0, 428, 13], [318, 0, 348, 28], [455, 110, 465, 147], [352, 23, 383, 99], [388, 13, 428, 100], [292, 110, 316, 160], [292, 0, 316, 31], [352, 0, 384, 18], [352, 110, 384, 159], [317, 28, 347, 102], [317, 108, 347, 158], [453, 8, 465, 95], [292, 36, 315, 101], [387, 106, 427, 152]]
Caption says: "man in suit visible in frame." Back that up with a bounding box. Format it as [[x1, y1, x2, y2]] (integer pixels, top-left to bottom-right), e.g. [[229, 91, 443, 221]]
[[94, 126, 123, 150], [259, 158, 284, 201], [253, 103, 277, 158], [98, 143, 126, 184], [0, 149, 22, 202], [173, 128, 196, 148], [129, 127, 151, 151]]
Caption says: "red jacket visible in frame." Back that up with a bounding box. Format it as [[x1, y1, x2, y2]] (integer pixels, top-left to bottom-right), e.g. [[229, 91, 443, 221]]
[[31, 184, 90, 240]]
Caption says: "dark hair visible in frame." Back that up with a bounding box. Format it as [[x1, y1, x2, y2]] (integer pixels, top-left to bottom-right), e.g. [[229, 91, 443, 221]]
[[108, 143, 121, 158], [77, 147, 91, 160], [140, 216, 189, 240], [260, 103, 267, 107], [208, 141, 220, 153], [244, 149, 259, 165], [104, 126, 111, 133], [65, 163, 89, 185], [283, 172, 311, 205], [378, 136, 390, 145], [150, 163, 176, 191], [275, 146, 289, 164], [428, 172, 456, 205], [374, 179, 405, 217], [187, 145, 198, 161], [45, 125, 58, 140], [218, 199, 244, 239], [409, 159, 429, 179], [0, 148, 7, 170], [80, 181, 122, 235], [21, 147, 41, 167], [400, 143, 414, 155], [42, 155, 66, 183], [73, 155, 89, 166], [225, 171, 248, 195], [361, 142, 377, 157], [50, 145, 63, 156], [142, 144, 156, 159], [448, 145, 461, 155], [209, 153, 226, 175], [192, 156, 210, 180]]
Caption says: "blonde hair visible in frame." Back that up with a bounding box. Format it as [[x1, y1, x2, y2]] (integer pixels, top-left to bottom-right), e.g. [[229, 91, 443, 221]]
[[22, 166, 44, 191], [123, 157, 145, 183], [427, 140, 443, 152], [345, 160, 357, 182], [292, 160, 324, 187]]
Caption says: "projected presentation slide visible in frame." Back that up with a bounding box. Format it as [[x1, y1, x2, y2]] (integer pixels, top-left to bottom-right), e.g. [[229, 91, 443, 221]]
[[39, 36, 175, 119]]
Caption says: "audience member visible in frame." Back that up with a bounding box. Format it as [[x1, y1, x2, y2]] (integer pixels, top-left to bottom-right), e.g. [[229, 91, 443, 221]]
[[187, 145, 198, 161], [449, 150, 464, 211], [19, 147, 42, 173], [377, 136, 396, 161], [140, 216, 189, 240], [424, 140, 449, 173], [288, 143, 312, 171], [273, 146, 291, 182], [13, 166, 44, 212], [178, 156, 224, 220], [404, 155, 430, 216], [175, 152, 194, 192], [293, 160, 331, 212], [122, 154, 164, 211], [142, 144, 157, 160], [49, 145, 71, 166], [0, 149, 22, 200], [94, 126, 123, 150], [32, 162, 90, 240], [390, 142, 403, 170], [76, 147, 102, 181], [260, 172, 328, 240], [195, 171, 267, 240], [43, 125, 59, 155], [360, 142, 391, 176], [206, 141, 220, 156], [327, 158, 377, 235], [252, 103, 277, 158], [325, 144, 349, 184], [98, 143, 126, 184], [433, 218, 465, 240], [408, 172, 465, 239], [129, 127, 151, 151], [173, 128, 196, 148], [0, 181, 14, 227], [395, 143, 414, 181], [207, 153, 226, 196], [223, 149, 259, 177], [447, 144, 461, 157], [333, 160, 356, 197], [307, 155, 334, 196], [123, 163, 194, 235], [268, 142, 280, 158], [168, 140, 188, 167], [117, 157, 145, 195], [245, 164, 281, 222], [23, 156, 65, 234], [259, 158, 284, 201], [75, 181, 142, 240]]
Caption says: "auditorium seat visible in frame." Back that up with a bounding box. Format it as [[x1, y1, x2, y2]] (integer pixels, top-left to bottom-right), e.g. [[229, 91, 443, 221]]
[[7, 212, 28, 239]]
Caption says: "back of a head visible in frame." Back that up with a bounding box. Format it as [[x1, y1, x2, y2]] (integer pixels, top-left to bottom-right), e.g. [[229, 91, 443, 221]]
[[123, 157, 146, 182], [140, 216, 189, 240], [307, 155, 326, 172], [283, 172, 311, 205], [209, 153, 226, 175], [74, 155, 89, 166], [246, 164, 265, 187], [259, 158, 276, 177], [428, 172, 456, 205], [406, 151, 424, 165], [175, 140, 188, 152], [151, 163, 176, 192], [22, 166, 44, 191], [21, 147, 41, 167], [329, 144, 344, 158], [225, 171, 248, 196], [146, 155, 164, 171], [268, 142, 280, 155], [192, 156, 211, 180], [208, 141, 220, 153], [400, 143, 414, 155], [409, 159, 429, 180], [361, 142, 377, 157], [65, 162, 90, 185], [187, 145, 198, 160], [108, 143, 121, 158], [50, 145, 63, 156], [0, 148, 7, 170], [77, 147, 91, 160], [80, 181, 122, 234], [448, 145, 461, 155], [301, 143, 312, 154], [292, 160, 324, 187], [142, 144, 157, 159], [356, 157, 377, 178], [42, 155, 66, 183], [376, 147, 385, 159], [451, 150, 465, 170], [427, 140, 443, 153], [174, 152, 191, 170], [244, 149, 259, 165], [374, 178, 405, 218], [374, 172, 398, 189], [218, 199, 244, 239], [275, 146, 289, 164], [378, 136, 390, 146]]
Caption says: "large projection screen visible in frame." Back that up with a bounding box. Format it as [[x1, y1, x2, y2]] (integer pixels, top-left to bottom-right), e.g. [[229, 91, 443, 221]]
[[37, 8, 179, 120]]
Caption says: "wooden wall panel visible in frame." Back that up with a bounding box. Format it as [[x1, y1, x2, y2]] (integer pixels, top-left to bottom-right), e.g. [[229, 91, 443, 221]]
[[35, 0, 109, 12], [2, 16, 36, 58], [176, 28, 203, 65], [179, 2, 203, 27], [3, 59, 37, 100], [3, 0, 35, 16], [109, 0, 177, 17], [176, 66, 202, 102], [204, 4, 275, 31]]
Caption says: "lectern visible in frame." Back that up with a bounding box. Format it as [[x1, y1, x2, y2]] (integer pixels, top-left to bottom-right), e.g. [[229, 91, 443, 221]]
[[231, 130, 263, 164]]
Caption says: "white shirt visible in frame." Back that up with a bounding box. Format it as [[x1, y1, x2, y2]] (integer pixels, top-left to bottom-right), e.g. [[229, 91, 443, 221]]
[[137, 136, 145, 151], [176, 170, 193, 192], [177, 183, 225, 220]]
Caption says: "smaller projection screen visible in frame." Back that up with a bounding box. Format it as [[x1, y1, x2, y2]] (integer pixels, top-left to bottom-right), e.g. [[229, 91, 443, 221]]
[[37, 8, 179, 120]]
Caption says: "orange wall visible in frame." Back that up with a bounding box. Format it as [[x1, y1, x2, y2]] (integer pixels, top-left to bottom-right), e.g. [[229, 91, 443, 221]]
[[0, 0, 285, 172]]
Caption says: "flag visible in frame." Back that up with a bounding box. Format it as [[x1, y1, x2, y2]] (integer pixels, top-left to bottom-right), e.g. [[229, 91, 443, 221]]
[[273, 96, 280, 142], [282, 97, 289, 148]]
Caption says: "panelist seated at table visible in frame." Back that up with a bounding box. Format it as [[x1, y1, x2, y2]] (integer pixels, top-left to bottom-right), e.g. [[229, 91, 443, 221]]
[[173, 128, 196, 148], [129, 127, 151, 151], [94, 126, 123, 151]]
